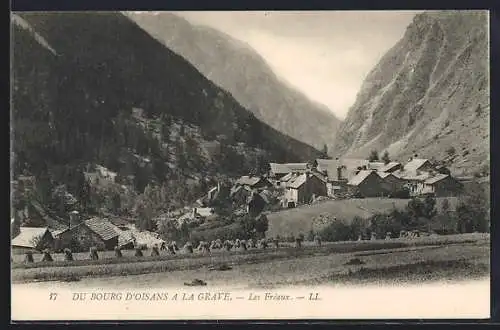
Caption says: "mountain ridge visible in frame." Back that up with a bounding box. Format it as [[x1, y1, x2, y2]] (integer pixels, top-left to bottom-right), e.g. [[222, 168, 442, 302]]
[[11, 12, 323, 222], [126, 12, 341, 153], [333, 10, 489, 176]]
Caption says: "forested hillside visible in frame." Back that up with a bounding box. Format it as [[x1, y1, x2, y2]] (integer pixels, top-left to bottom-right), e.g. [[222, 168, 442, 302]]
[[11, 12, 322, 226]]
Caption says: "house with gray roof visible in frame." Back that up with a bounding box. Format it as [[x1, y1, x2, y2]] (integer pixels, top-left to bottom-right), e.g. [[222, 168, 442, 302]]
[[347, 170, 388, 198], [283, 172, 327, 208]]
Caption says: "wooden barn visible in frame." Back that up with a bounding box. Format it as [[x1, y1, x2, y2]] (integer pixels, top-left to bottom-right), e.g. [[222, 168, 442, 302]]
[[418, 174, 463, 197], [283, 172, 327, 208], [54, 217, 120, 252], [378, 172, 407, 195], [234, 176, 271, 190], [347, 170, 388, 198], [11, 227, 54, 254]]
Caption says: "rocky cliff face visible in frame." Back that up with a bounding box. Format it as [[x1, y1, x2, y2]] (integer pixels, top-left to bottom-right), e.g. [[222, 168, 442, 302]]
[[333, 11, 489, 176], [127, 12, 341, 153]]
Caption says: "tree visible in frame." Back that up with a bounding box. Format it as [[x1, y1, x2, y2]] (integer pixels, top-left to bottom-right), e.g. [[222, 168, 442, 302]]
[[321, 144, 329, 159], [239, 214, 257, 239], [134, 198, 156, 232], [319, 220, 353, 242], [422, 195, 437, 219], [456, 180, 489, 233], [368, 150, 379, 162], [254, 214, 269, 239], [382, 151, 391, 164]]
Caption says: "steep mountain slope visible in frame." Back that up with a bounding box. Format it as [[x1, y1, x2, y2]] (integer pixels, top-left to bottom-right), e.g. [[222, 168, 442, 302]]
[[333, 11, 489, 176], [126, 12, 341, 153], [11, 12, 322, 219]]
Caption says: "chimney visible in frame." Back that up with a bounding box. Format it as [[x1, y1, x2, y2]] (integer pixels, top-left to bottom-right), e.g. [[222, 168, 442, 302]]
[[337, 166, 342, 181], [69, 210, 80, 228]]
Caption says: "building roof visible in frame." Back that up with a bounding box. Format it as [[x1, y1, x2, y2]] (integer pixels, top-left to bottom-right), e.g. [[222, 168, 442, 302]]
[[49, 228, 69, 237], [286, 163, 309, 171], [403, 158, 431, 173], [377, 172, 391, 179], [348, 170, 377, 186], [84, 217, 120, 241], [286, 172, 326, 189], [12, 227, 51, 248], [230, 184, 252, 196], [394, 170, 432, 181], [235, 176, 262, 187], [316, 159, 339, 172], [279, 172, 296, 183], [270, 163, 291, 174], [29, 201, 68, 231], [270, 163, 308, 175], [194, 207, 215, 218], [378, 162, 402, 172], [424, 174, 450, 185], [259, 190, 272, 204], [287, 173, 308, 189], [367, 162, 386, 170]]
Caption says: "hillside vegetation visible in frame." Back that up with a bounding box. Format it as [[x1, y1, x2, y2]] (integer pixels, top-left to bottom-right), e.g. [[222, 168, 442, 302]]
[[11, 12, 322, 224]]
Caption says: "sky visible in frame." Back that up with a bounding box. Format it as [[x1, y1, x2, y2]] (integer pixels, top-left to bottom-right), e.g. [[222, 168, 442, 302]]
[[171, 11, 423, 119]]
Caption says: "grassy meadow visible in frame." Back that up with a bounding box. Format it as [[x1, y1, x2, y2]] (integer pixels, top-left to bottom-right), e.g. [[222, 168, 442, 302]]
[[266, 197, 460, 237], [11, 233, 489, 284]]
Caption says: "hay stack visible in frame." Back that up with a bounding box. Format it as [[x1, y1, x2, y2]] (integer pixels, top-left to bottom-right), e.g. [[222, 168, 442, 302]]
[[42, 249, 53, 262], [259, 239, 268, 249], [134, 247, 143, 257], [114, 246, 123, 258], [89, 246, 99, 260], [151, 245, 160, 257], [24, 251, 34, 263], [184, 242, 193, 254], [273, 238, 279, 248], [63, 248, 74, 261], [295, 237, 303, 248], [247, 238, 255, 249]]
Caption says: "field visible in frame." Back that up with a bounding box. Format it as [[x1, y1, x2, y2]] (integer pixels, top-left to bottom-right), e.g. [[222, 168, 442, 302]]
[[266, 197, 459, 237], [11, 233, 488, 285]]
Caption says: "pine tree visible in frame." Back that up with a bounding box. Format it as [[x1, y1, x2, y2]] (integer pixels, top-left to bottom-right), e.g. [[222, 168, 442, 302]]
[[321, 144, 329, 158], [368, 150, 379, 162], [382, 151, 391, 164]]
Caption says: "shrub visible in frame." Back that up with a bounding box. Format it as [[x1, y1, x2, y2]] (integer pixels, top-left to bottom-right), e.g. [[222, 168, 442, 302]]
[[319, 220, 355, 242], [389, 187, 410, 199]]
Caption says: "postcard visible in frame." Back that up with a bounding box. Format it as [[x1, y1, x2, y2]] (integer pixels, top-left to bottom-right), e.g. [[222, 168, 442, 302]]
[[10, 10, 490, 320]]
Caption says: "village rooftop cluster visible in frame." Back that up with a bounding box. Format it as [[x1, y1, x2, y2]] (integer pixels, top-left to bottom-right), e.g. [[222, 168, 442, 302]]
[[12, 152, 464, 256]]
